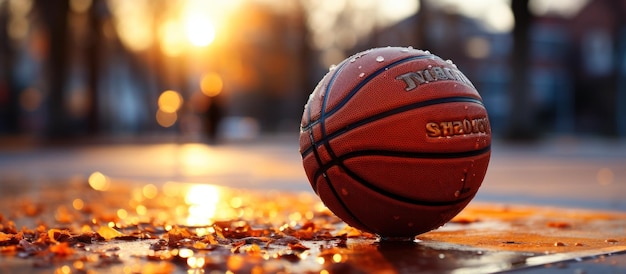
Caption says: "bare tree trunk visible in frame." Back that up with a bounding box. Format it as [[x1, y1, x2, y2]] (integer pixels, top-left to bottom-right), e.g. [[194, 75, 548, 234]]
[[36, 0, 71, 139], [0, 2, 18, 134], [86, 0, 105, 135], [508, 0, 536, 140], [612, 1, 626, 138]]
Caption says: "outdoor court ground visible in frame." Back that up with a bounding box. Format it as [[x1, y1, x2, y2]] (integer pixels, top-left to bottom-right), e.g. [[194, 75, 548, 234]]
[[0, 135, 625, 273]]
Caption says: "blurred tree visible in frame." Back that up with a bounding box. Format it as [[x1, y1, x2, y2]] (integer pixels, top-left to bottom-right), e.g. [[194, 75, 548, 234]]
[[615, 1, 626, 138], [85, 0, 106, 135], [34, 0, 71, 138], [0, 1, 18, 134], [508, 0, 536, 140]]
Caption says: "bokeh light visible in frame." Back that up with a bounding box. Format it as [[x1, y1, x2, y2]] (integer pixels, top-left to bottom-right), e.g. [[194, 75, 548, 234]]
[[425, 0, 513, 33], [88, 171, 110, 191], [200, 73, 223, 97], [156, 109, 178, 128], [107, 0, 154, 51], [159, 20, 187, 57], [117, 208, 128, 219], [142, 184, 158, 199], [465, 37, 491, 59], [157, 90, 183, 114], [596, 168, 614, 186], [529, 0, 590, 18], [19, 88, 43, 112], [7, 0, 33, 41], [72, 199, 84, 211]]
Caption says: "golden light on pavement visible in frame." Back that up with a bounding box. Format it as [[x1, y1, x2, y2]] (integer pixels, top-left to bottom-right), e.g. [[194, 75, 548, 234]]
[[142, 184, 159, 199], [88, 171, 110, 191], [185, 184, 221, 226], [178, 144, 232, 176], [200, 72, 223, 97]]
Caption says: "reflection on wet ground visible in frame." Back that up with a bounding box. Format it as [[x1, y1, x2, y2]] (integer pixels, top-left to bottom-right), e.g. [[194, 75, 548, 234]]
[[1, 138, 626, 273], [1, 175, 624, 273]]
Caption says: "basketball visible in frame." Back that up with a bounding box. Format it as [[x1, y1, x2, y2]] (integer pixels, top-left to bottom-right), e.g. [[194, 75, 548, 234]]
[[299, 47, 491, 237]]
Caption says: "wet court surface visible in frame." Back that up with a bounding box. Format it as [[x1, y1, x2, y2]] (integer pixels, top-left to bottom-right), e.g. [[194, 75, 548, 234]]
[[0, 136, 625, 273]]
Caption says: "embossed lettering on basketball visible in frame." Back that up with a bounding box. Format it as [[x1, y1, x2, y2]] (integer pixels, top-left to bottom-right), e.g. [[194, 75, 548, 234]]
[[299, 47, 491, 237]]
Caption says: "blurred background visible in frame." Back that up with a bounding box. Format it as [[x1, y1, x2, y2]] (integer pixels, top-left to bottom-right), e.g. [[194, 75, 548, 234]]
[[0, 0, 625, 144]]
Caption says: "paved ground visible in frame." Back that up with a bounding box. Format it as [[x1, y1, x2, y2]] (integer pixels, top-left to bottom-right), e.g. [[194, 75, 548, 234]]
[[0, 134, 625, 273], [2, 134, 625, 210]]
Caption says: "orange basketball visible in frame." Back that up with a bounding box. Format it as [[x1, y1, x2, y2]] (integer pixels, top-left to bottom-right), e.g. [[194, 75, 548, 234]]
[[299, 47, 491, 238]]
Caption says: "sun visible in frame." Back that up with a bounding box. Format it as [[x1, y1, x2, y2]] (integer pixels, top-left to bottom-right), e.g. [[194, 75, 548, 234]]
[[184, 13, 216, 47]]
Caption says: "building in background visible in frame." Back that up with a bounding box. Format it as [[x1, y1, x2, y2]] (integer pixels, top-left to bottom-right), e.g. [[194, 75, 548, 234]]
[[0, 0, 625, 142]]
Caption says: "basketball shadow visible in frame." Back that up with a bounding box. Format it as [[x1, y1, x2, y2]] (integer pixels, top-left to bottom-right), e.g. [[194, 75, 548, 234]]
[[370, 238, 531, 273]]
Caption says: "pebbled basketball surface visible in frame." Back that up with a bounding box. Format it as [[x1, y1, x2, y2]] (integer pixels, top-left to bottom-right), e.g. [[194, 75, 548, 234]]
[[299, 47, 491, 237]]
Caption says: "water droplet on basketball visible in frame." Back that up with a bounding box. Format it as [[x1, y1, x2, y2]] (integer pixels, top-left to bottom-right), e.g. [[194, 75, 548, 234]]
[[375, 56, 385, 62], [329, 64, 337, 71], [446, 59, 454, 64], [358, 65, 362, 69], [408, 46, 413, 50], [424, 50, 431, 54], [401, 48, 410, 53], [358, 72, 365, 78], [464, 105, 469, 110], [341, 188, 349, 196], [454, 190, 460, 197], [427, 65, 433, 69], [350, 58, 356, 63]]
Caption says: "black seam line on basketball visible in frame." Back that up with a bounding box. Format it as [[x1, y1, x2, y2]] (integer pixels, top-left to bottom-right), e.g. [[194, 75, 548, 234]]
[[300, 96, 484, 157], [323, 174, 379, 234], [318, 55, 353, 140], [314, 145, 490, 208], [308, 130, 323, 195], [313, 145, 491, 182], [325, 54, 440, 118], [300, 53, 439, 131], [318, 58, 354, 170], [335, 160, 476, 207]]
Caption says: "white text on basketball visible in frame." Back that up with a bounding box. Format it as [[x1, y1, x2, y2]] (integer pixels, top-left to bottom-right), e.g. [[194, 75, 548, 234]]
[[395, 66, 475, 91]]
